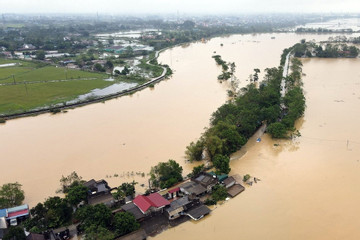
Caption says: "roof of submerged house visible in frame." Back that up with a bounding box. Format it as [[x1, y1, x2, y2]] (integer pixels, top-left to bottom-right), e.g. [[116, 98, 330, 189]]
[[133, 193, 170, 213], [121, 203, 145, 220]]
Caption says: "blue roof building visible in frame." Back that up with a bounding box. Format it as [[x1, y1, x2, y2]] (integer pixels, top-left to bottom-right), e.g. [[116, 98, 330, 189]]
[[0, 209, 7, 218]]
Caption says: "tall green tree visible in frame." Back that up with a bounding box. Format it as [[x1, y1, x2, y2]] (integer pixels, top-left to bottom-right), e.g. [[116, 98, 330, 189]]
[[113, 182, 136, 200], [84, 225, 114, 240], [185, 139, 204, 162], [3, 226, 26, 240], [65, 182, 89, 206], [212, 154, 231, 174], [76, 204, 112, 230], [0, 182, 25, 208], [58, 171, 83, 194], [150, 160, 183, 189], [113, 212, 140, 236]]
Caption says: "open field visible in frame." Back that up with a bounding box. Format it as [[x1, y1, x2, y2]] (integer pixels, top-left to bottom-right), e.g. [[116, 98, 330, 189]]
[[0, 60, 106, 84], [0, 59, 115, 115], [0, 79, 113, 114]]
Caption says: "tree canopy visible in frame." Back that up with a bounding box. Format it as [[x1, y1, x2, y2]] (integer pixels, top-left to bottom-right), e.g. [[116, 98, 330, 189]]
[[113, 212, 140, 236], [24, 197, 72, 231], [65, 182, 89, 206], [0, 182, 25, 209], [113, 182, 136, 201], [3, 226, 26, 240], [150, 159, 183, 189]]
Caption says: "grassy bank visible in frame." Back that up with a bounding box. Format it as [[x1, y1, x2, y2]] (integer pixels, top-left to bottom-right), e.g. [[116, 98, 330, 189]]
[[0, 79, 113, 115], [0, 59, 115, 115]]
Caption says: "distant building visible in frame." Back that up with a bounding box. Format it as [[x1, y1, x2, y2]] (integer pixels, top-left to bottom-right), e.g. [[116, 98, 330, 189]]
[[20, 44, 36, 50]]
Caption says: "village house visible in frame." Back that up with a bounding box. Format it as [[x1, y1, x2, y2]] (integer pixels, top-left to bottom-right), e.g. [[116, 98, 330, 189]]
[[133, 193, 170, 215], [120, 202, 145, 221], [165, 196, 192, 220], [193, 172, 218, 193], [186, 204, 211, 221], [5, 204, 30, 226], [83, 179, 115, 207], [179, 181, 207, 197]]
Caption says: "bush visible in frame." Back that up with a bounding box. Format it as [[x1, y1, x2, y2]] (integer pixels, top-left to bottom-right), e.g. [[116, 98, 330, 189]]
[[211, 184, 228, 202], [243, 174, 251, 182]]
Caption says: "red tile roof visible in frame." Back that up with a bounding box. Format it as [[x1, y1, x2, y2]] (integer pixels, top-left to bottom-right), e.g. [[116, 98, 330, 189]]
[[133, 193, 170, 213], [168, 187, 180, 194], [8, 209, 29, 219]]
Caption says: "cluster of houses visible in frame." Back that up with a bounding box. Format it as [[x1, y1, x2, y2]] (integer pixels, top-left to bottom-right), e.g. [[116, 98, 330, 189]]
[[0, 172, 245, 240], [117, 171, 245, 225]]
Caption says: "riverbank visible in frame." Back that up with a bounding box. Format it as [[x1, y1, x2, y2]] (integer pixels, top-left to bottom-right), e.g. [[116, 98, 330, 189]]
[[0, 32, 356, 205], [0, 51, 170, 120]]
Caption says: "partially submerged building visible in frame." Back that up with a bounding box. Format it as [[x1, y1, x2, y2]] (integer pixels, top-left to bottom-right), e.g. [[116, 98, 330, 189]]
[[165, 196, 192, 220], [121, 203, 146, 221], [133, 193, 170, 215], [179, 181, 207, 197], [84, 179, 115, 207], [186, 204, 211, 221], [193, 173, 218, 193]]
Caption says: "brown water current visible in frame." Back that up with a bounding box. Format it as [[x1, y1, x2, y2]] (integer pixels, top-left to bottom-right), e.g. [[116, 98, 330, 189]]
[[154, 58, 360, 239], [0, 31, 359, 232]]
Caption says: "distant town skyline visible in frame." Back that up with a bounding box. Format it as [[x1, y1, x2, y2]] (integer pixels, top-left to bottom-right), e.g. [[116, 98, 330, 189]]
[[1, 0, 360, 14]]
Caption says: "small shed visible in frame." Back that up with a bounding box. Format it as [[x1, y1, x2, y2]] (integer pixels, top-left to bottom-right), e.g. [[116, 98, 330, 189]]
[[227, 184, 245, 198], [165, 196, 191, 220], [186, 204, 211, 221]]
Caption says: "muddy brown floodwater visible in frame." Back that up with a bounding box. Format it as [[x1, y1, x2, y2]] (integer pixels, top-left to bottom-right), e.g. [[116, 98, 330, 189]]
[[0, 32, 359, 240], [153, 58, 360, 239]]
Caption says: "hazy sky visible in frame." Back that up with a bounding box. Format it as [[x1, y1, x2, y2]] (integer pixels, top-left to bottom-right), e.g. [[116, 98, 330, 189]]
[[1, 0, 360, 14]]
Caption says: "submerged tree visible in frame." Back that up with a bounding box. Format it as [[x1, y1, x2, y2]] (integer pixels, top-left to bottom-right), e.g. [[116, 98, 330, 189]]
[[150, 160, 183, 189]]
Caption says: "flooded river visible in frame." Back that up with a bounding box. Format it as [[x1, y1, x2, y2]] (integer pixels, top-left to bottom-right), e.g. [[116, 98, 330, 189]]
[[154, 57, 360, 240], [1, 30, 360, 239]]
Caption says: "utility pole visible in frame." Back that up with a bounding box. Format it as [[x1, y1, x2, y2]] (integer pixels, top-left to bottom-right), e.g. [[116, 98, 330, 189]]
[[23, 81, 28, 95], [12, 74, 15, 84]]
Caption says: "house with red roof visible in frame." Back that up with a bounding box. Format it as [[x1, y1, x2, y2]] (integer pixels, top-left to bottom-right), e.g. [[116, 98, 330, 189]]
[[133, 193, 170, 214]]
